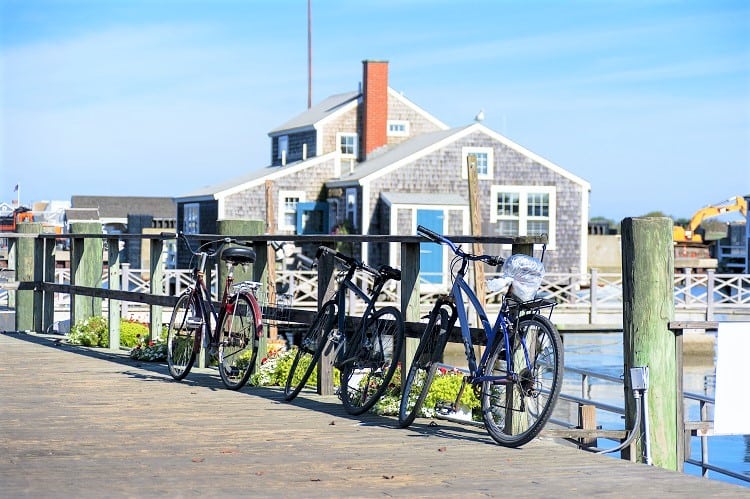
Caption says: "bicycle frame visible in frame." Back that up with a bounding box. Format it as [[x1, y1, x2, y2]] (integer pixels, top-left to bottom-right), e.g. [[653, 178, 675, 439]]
[[331, 262, 385, 360], [185, 245, 262, 355], [448, 271, 524, 386]]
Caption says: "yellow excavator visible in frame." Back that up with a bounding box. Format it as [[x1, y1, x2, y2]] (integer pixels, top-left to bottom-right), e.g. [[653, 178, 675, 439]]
[[673, 196, 747, 243], [673, 196, 748, 270]]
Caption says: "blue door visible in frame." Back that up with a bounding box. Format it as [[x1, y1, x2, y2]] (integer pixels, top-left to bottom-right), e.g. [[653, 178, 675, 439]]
[[417, 209, 443, 284], [296, 202, 329, 234]]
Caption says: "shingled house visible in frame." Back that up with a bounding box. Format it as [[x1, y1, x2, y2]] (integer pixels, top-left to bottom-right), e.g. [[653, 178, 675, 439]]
[[176, 60, 591, 280]]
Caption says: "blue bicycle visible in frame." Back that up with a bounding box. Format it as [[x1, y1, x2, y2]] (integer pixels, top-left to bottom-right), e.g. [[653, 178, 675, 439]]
[[399, 226, 563, 447]]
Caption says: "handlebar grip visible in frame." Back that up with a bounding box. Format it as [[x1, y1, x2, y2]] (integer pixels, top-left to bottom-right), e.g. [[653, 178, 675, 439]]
[[159, 232, 176, 238], [316, 245, 335, 259], [417, 225, 441, 242]]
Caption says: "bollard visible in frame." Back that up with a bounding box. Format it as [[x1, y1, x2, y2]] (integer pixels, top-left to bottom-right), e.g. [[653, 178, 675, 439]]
[[621, 217, 676, 470]]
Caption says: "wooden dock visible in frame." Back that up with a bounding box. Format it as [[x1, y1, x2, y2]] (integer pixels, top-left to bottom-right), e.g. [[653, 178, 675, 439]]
[[0, 332, 746, 498]]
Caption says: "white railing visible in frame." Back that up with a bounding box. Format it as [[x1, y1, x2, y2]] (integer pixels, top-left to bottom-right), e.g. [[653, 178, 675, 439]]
[[2, 267, 749, 323]]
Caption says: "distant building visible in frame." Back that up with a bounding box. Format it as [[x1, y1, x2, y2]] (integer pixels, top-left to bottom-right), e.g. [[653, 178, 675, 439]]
[[70, 195, 176, 268]]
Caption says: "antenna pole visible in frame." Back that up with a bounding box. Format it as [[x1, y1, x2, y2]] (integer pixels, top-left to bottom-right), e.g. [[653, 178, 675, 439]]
[[307, 0, 312, 109]]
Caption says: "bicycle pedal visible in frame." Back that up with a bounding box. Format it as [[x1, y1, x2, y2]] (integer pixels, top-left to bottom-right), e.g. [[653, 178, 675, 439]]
[[435, 402, 457, 416]]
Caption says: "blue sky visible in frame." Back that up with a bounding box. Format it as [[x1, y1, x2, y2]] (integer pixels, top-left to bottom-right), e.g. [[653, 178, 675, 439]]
[[1, 0, 748, 222]]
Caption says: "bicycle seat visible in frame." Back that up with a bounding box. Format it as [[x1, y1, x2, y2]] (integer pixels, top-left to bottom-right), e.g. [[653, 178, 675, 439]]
[[221, 247, 256, 265], [378, 265, 401, 281]]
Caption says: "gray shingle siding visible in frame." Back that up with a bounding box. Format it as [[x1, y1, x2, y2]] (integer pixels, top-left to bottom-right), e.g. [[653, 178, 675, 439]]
[[272, 131, 317, 166], [364, 130, 584, 272], [222, 158, 338, 233]]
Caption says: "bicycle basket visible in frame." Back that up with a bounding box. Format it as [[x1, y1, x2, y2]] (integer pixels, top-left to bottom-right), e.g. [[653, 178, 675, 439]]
[[502, 254, 544, 302]]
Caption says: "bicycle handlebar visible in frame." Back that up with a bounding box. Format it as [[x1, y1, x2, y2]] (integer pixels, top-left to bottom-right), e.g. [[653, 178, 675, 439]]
[[416, 225, 504, 267], [316, 246, 401, 281]]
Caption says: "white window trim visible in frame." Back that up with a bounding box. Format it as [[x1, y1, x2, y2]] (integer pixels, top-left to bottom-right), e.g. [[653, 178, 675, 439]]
[[490, 185, 556, 248], [278, 190, 306, 232], [387, 120, 410, 137], [277, 135, 288, 160], [461, 147, 494, 180], [337, 132, 358, 158], [184, 203, 200, 234]]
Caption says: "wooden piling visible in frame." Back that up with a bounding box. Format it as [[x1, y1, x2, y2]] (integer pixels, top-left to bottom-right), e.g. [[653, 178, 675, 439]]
[[69, 222, 103, 328], [107, 236, 121, 350], [621, 217, 676, 470], [14, 222, 42, 332]]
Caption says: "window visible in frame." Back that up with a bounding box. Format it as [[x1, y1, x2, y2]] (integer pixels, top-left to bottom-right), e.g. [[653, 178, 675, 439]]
[[490, 186, 556, 246], [461, 147, 493, 179], [345, 188, 357, 228], [278, 190, 306, 232], [277, 135, 289, 160], [387, 120, 409, 137], [183, 203, 199, 234], [338, 133, 358, 157]]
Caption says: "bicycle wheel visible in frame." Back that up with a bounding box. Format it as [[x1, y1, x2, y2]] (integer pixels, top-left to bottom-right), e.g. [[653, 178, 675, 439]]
[[340, 306, 405, 415], [481, 314, 563, 447], [283, 300, 337, 402], [398, 306, 451, 428], [217, 293, 260, 390], [166, 292, 200, 381]]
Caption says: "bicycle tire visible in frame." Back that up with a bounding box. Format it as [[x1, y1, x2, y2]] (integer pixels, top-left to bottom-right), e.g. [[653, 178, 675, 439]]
[[339, 306, 405, 415], [217, 293, 260, 390], [166, 292, 200, 381], [283, 300, 337, 402], [398, 306, 451, 428], [481, 313, 563, 447]]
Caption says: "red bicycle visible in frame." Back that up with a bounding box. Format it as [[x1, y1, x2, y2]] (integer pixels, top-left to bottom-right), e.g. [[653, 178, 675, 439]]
[[166, 233, 263, 390]]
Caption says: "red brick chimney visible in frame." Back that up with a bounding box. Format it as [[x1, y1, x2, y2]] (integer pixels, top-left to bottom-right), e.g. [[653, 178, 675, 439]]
[[361, 60, 389, 159]]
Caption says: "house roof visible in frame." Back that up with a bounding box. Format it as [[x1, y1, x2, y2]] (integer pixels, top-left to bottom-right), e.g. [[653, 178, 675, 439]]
[[268, 91, 360, 135], [65, 208, 100, 221], [326, 126, 471, 187], [327, 122, 591, 190], [381, 192, 467, 206], [71, 196, 176, 219]]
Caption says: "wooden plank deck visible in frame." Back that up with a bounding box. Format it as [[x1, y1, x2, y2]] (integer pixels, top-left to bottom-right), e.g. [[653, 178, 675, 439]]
[[0, 332, 746, 498]]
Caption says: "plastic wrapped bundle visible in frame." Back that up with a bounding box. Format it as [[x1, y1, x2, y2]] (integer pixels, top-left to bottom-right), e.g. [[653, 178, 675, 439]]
[[488, 254, 545, 302]]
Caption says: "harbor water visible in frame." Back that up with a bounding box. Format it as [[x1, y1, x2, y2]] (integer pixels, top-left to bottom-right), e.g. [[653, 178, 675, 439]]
[[562, 331, 748, 488], [444, 331, 749, 487]]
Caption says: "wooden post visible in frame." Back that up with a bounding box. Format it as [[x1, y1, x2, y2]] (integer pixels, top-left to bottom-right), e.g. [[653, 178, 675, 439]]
[[107, 236, 121, 350], [252, 239, 269, 374], [69, 222, 103, 328], [149, 238, 165, 341], [467, 154, 486, 328], [216, 220, 265, 367], [41, 237, 56, 333], [265, 180, 278, 338], [15, 223, 42, 332], [400, 241, 421, 384], [578, 404, 598, 448], [317, 244, 336, 395], [621, 217, 676, 469]]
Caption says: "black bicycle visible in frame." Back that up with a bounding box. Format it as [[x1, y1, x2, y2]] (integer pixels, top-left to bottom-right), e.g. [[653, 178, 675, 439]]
[[284, 246, 405, 415], [166, 233, 262, 390]]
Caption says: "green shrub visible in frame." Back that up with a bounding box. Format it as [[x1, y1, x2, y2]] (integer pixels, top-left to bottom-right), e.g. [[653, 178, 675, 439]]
[[68, 317, 156, 350], [120, 319, 150, 347], [68, 316, 108, 347], [130, 337, 167, 361], [249, 345, 340, 388]]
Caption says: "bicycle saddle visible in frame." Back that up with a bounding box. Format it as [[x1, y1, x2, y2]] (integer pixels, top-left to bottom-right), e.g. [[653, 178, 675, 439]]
[[221, 247, 256, 265], [378, 265, 401, 281]]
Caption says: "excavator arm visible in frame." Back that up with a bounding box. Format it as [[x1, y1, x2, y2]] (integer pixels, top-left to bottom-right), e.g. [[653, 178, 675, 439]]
[[673, 196, 748, 243]]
